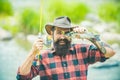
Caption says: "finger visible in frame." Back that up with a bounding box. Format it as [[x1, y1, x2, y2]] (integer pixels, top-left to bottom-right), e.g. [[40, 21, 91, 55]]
[[75, 28, 79, 32], [36, 44, 43, 47], [33, 41, 43, 48], [76, 28, 82, 33], [35, 39, 43, 42], [36, 45, 43, 48], [36, 44, 43, 49], [38, 47, 43, 51], [81, 28, 85, 32], [80, 27, 87, 33], [36, 46, 43, 51], [36, 41, 44, 44], [83, 27, 87, 32]]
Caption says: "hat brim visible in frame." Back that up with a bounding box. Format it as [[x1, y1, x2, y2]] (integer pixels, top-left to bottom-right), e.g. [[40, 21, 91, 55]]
[[45, 23, 73, 35]]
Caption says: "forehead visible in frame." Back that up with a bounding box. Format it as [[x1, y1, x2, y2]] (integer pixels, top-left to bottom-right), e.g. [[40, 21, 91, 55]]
[[55, 27, 70, 31]]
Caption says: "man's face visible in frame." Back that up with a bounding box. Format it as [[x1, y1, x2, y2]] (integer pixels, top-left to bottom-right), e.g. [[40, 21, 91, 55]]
[[53, 27, 71, 57], [53, 27, 71, 44]]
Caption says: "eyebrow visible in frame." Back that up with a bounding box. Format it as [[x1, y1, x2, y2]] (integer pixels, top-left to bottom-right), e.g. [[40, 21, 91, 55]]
[[65, 31, 70, 34]]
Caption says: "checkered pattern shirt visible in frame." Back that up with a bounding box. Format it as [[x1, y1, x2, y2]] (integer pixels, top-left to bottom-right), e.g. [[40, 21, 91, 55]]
[[17, 44, 107, 80]]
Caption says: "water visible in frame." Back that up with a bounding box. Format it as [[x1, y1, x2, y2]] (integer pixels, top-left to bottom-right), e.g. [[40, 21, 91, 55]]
[[0, 39, 40, 80], [88, 47, 120, 80], [88, 60, 120, 80], [0, 40, 28, 80]]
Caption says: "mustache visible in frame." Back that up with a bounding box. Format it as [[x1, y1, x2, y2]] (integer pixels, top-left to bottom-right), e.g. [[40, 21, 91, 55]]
[[54, 38, 71, 57], [55, 38, 70, 44]]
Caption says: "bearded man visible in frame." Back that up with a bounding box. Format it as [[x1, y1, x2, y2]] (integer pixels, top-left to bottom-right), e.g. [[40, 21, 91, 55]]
[[16, 16, 115, 80]]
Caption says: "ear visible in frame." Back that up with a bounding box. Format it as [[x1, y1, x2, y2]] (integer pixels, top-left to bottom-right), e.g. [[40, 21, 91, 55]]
[[50, 31, 54, 35]]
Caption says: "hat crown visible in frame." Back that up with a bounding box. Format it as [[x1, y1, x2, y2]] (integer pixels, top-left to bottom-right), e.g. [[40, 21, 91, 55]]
[[45, 16, 73, 35], [53, 16, 71, 28]]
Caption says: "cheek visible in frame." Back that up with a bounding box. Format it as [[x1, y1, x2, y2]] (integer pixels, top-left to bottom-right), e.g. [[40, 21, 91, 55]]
[[54, 38, 57, 42], [66, 36, 71, 42], [53, 35, 59, 42]]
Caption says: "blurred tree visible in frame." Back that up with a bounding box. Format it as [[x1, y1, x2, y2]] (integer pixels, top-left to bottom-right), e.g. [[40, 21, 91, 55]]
[[20, 9, 41, 35], [98, 2, 120, 33], [0, 0, 13, 16], [98, 3, 117, 21], [18, 0, 90, 35], [45, 0, 90, 24]]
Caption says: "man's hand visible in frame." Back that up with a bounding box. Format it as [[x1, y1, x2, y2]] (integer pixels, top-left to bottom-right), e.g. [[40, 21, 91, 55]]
[[72, 27, 88, 39], [19, 38, 44, 75], [73, 26, 88, 34], [32, 38, 44, 54]]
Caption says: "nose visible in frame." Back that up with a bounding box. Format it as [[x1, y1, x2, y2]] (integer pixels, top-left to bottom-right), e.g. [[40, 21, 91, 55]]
[[59, 34, 65, 39]]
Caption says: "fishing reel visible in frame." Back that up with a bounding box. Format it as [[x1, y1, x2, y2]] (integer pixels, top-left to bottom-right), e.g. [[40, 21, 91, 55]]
[[38, 33, 52, 49]]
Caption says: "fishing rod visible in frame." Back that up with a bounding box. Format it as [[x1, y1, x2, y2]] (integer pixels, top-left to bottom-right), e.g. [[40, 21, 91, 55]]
[[37, 0, 43, 60], [38, 0, 52, 52]]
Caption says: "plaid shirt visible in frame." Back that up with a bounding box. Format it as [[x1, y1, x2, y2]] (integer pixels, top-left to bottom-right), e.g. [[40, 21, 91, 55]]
[[17, 44, 107, 80]]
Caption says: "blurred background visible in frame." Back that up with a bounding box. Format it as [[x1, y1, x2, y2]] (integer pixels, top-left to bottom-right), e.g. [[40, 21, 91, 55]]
[[0, 0, 120, 80]]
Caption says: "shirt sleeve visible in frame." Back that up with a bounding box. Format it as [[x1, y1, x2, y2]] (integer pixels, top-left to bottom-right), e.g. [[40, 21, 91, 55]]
[[88, 44, 107, 64], [16, 55, 40, 80], [16, 64, 39, 80], [16, 54, 50, 80]]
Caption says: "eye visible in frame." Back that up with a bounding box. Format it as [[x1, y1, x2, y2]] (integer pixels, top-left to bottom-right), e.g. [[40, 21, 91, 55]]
[[65, 31, 71, 36], [65, 31, 70, 34], [57, 31, 62, 34]]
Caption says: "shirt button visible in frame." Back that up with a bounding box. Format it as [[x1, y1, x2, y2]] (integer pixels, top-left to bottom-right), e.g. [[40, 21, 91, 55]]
[[63, 63, 66, 67], [65, 73, 68, 75], [65, 73, 68, 77]]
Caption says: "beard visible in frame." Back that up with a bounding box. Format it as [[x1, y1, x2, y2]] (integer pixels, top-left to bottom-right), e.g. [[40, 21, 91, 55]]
[[54, 38, 71, 57]]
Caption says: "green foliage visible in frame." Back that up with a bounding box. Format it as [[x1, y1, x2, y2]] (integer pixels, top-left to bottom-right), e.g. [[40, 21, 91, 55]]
[[16, 0, 90, 35], [107, 40, 120, 46], [0, 0, 13, 16], [20, 9, 41, 34], [98, 3, 118, 21], [0, 17, 19, 36], [115, 4, 120, 33], [15, 38, 32, 50], [3, 25, 19, 36], [46, 0, 90, 23], [98, 2, 120, 33]]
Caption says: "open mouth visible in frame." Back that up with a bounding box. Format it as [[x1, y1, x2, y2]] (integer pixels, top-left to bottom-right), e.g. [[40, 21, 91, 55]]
[[59, 41, 65, 45]]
